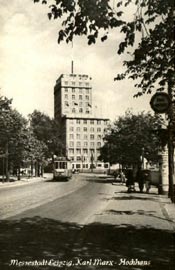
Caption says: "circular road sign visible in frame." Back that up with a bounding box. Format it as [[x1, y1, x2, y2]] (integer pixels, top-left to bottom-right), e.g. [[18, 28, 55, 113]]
[[150, 92, 171, 113]]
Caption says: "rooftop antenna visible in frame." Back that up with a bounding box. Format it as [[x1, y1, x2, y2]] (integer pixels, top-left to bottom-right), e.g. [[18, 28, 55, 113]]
[[71, 39, 74, 74], [71, 60, 74, 74]]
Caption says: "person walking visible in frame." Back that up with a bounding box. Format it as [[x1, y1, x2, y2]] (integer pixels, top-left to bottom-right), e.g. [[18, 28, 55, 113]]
[[126, 169, 135, 193], [137, 167, 144, 193]]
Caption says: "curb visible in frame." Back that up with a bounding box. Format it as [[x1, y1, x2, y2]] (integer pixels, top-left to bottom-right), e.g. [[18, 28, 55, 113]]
[[0, 177, 48, 189]]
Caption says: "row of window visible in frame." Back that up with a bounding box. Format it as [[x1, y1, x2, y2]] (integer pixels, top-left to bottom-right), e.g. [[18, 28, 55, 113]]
[[66, 108, 90, 114], [64, 94, 90, 100], [69, 119, 108, 125], [63, 81, 90, 86], [69, 141, 102, 147], [65, 101, 91, 107], [63, 88, 90, 93], [69, 126, 104, 132], [69, 134, 102, 140], [69, 148, 100, 155]]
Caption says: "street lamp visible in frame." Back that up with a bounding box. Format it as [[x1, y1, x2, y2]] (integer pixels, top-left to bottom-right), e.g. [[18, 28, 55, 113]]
[[90, 150, 94, 172]]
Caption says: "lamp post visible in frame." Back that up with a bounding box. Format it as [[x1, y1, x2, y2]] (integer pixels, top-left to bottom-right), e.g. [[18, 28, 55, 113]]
[[141, 147, 144, 170], [90, 150, 94, 173]]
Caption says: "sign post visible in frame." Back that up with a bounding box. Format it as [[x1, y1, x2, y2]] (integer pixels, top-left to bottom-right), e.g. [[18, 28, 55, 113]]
[[150, 92, 171, 114], [150, 92, 171, 195]]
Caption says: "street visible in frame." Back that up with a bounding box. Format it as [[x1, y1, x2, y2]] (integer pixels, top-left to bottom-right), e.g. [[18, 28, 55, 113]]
[[0, 174, 174, 270]]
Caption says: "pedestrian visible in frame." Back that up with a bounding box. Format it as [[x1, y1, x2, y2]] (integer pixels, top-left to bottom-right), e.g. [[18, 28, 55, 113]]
[[137, 167, 144, 193], [120, 170, 126, 184], [144, 170, 151, 193], [126, 169, 135, 193]]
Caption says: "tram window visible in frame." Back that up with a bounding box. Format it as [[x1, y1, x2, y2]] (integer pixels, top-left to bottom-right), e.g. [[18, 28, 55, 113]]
[[56, 162, 67, 169], [60, 162, 67, 169], [55, 162, 58, 169]]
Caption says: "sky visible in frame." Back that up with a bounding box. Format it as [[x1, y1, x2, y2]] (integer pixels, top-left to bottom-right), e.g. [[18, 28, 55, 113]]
[[0, 0, 153, 121]]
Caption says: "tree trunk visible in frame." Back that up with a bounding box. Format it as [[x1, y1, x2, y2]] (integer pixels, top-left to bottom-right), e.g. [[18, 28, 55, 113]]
[[5, 142, 9, 182], [17, 166, 21, 180]]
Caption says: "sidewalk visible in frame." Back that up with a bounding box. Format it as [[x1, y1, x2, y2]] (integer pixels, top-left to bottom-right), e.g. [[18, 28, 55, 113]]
[[93, 182, 175, 231], [0, 173, 52, 189]]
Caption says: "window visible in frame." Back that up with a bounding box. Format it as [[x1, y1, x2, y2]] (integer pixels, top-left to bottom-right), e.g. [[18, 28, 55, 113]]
[[79, 102, 83, 107], [97, 150, 100, 155], [90, 134, 94, 139], [83, 149, 88, 154], [83, 120, 87, 124], [69, 134, 74, 139], [84, 141, 88, 147], [97, 142, 101, 147], [90, 127, 94, 132], [84, 134, 88, 140], [76, 164, 81, 169], [65, 94, 68, 99], [70, 156, 74, 161], [97, 135, 102, 140], [64, 81, 68, 85], [85, 95, 89, 100], [83, 127, 87, 132], [72, 81, 75, 85], [70, 119, 74, 124], [86, 110, 90, 114], [77, 156, 82, 161], [76, 134, 81, 139], [64, 88, 68, 93], [69, 126, 74, 131], [70, 141, 74, 147], [72, 88, 75, 93], [97, 120, 101, 125], [72, 108, 76, 113], [76, 149, 81, 154], [69, 149, 74, 155], [79, 89, 82, 94], [65, 101, 69, 106], [72, 95, 75, 100], [79, 108, 83, 113], [76, 127, 81, 132], [90, 120, 94, 124], [97, 128, 101, 132], [76, 119, 81, 124], [90, 142, 95, 147], [79, 95, 82, 100], [77, 141, 81, 147], [86, 83, 89, 87]]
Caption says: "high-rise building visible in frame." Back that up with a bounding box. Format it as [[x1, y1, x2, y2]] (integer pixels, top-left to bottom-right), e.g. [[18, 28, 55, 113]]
[[54, 73, 109, 170]]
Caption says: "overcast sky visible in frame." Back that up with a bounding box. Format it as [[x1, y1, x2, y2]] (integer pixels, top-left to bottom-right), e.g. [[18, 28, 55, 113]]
[[0, 0, 152, 121]]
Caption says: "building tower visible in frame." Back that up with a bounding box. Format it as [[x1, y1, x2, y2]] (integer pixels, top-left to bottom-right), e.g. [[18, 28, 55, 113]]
[[54, 73, 109, 171]]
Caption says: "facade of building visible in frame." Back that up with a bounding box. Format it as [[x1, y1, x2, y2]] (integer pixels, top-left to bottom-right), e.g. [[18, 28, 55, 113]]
[[54, 73, 109, 170]]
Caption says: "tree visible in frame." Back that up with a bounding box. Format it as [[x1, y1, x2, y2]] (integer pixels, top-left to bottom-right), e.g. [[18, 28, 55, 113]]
[[0, 102, 28, 181], [33, 0, 174, 198], [33, 0, 174, 96], [99, 110, 164, 168], [24, 129, 47, 177], [29, 110, 63, 158]]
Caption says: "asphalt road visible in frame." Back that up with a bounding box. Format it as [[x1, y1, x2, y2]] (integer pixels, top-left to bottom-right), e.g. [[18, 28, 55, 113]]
[[0, 174, 113, 221], [0, 174, 174, 270]]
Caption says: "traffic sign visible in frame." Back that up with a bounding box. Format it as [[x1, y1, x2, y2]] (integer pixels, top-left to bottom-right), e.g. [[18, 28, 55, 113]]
[[150, 92, 171, 113]]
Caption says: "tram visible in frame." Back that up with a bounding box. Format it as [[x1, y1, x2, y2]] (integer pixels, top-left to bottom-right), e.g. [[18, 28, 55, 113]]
[[53, 157, 72, 181]]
